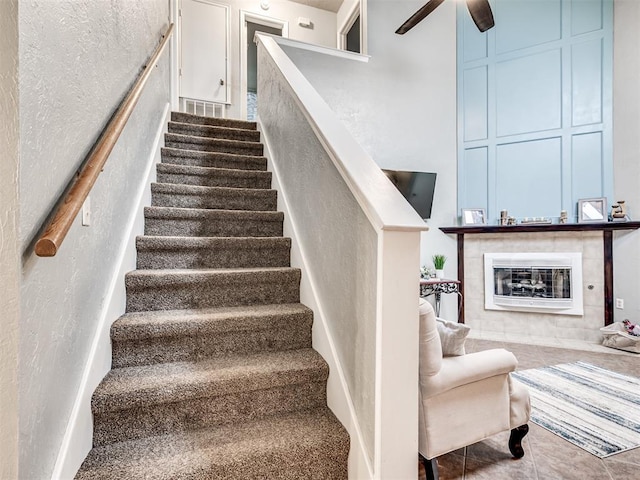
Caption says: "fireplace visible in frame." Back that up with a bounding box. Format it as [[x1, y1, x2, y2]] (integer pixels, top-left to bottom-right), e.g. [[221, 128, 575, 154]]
[[484, 253, 583, 316]]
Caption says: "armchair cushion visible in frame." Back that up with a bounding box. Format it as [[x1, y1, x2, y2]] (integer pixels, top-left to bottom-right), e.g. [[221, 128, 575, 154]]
[[419, 298, 442, 377], [420, 348, 519, 399], [435, 318, 470, 356]]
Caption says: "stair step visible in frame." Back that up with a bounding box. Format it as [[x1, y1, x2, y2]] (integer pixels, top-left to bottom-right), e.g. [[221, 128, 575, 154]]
[[168, 121, 261, 143], [151, 183, 277, 212], [111, 304, 313, 368], [165, 133, 264, 156], [143, 206, 283, 238], [171, 111, 257, 131], [136, 236, 291, 269], [76, 408, 349, 479], [91, 349, 328, 446], [156, 163, 272, 189], [161, 147, 267, 171], [126, 267, 301, 312]]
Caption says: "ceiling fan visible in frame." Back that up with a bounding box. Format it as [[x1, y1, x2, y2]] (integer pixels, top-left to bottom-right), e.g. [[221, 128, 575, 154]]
[[396, 0, 495, 35]]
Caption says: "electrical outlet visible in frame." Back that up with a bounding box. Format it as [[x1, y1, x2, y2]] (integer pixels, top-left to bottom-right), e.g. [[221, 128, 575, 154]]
[[616, 298, 624, 309]]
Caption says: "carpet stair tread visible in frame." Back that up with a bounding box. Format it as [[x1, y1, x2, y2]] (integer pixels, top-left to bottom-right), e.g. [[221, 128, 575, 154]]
[[151, 182, 277, 212], [136, 235, 290, 251], [171, 111, 257, 131], [125, 267, 301, 312], [161, 147, 267, 170], [111, 304, 312, 368], [143, 206, 283, 223], [126, 266, 300, 281], [143, 206, 284, 238], [112, 303, 312, 341], [168, 121, 261, 142], [165, 133, 263, 156], [156, 163, 272, 189], [76, 408, 349, 480], [92, 348, 327, 414], [136, 235, 291, 269], [156, 163, 271, 189]]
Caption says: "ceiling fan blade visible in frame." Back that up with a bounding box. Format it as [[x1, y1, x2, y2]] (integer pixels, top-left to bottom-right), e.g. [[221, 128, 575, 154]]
[[395, 0, 447, 35], [466, 0, 495, 32]]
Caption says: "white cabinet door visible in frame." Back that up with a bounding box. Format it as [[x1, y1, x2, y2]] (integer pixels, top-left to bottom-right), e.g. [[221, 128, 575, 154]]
[[179, 0, 228, 103]]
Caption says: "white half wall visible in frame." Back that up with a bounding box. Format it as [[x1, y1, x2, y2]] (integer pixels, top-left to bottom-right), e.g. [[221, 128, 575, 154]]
[[0, 0, 20, 477], [612, 0, 640, 323], [277, 0, 459, 320], [18, 2, 170, 478], [257, 33, 426, 478]]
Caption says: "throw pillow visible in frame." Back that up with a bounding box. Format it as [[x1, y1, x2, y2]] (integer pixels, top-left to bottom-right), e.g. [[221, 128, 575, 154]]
[[435, 318, 470, 356]]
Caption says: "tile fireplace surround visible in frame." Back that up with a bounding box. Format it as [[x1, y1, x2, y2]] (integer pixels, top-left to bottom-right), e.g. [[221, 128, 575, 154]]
[[465, 232, 602, 342], [440, 222, 640, 344]]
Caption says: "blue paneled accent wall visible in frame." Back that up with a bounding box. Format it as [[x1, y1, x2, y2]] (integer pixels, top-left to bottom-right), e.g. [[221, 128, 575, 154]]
[[457, 0, 613, 223]]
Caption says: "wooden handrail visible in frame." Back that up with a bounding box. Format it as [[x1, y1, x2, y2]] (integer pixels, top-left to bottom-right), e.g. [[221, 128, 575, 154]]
[[35, 23, 174, 257]]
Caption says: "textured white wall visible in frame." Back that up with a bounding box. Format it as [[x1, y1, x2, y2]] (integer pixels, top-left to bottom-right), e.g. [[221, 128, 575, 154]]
[[18, 1, 170, 478], [612, 0, 640, 323], [280, 0, 459, 319], [223, 0, 338, 118], [0, 0, 20, 478]]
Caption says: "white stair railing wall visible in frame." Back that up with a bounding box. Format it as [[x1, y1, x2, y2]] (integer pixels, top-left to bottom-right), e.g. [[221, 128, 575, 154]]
[[256, 34, 428, 480]]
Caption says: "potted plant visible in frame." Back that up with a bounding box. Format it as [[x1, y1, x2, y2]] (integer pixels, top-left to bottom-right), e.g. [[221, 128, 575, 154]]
[[432, 254, 447, 279]]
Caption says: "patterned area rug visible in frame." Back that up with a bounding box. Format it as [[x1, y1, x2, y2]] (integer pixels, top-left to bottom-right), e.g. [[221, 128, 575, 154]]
[[513, 362, 640, 458]]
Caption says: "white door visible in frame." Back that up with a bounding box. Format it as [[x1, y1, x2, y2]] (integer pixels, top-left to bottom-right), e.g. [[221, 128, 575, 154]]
[[179, 0, 228, 104]]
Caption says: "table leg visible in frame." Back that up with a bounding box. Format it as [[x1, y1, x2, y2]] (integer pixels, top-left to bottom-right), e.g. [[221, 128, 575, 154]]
[[434, 292, 441, 317]]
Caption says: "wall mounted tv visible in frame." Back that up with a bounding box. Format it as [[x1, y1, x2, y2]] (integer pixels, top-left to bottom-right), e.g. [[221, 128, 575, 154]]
[[382, 169, 437, 219]]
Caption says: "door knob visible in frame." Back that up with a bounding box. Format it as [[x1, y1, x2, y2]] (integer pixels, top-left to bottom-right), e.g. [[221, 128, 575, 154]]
[[219, 79, 224, 86]]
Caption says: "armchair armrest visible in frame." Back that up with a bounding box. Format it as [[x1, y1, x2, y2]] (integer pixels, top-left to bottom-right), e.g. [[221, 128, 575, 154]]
[[421, 348, 518, 399]]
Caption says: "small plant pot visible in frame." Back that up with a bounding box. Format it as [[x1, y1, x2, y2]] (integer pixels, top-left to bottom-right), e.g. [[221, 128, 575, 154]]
[[435, 269, 445, 279]]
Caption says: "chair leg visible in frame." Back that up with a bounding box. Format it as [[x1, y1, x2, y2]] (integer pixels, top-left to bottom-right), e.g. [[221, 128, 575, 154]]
[[419, 454, 439, 480], [508, 424, 530, 459]]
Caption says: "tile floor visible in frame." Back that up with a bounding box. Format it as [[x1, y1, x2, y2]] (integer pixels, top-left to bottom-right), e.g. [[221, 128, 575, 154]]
[[417, 336, 640, 480]]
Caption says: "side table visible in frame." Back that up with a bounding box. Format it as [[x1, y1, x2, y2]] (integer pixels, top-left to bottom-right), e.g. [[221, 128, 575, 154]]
[[420, 278, 463, 320]]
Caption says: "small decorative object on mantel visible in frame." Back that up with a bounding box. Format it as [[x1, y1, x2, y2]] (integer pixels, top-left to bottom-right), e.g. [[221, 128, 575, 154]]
[[578, 197, 607, 223], [461, 208, 486, 226], [500, 210, 509, 225], [611, 200, 630, 222], [559, 210, 568, 224], [432, 254, 447, 279], [520, 217, 552, 225]]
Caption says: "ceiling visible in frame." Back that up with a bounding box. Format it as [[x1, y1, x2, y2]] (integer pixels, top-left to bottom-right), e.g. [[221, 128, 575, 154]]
[[287, 0, 345, 14]]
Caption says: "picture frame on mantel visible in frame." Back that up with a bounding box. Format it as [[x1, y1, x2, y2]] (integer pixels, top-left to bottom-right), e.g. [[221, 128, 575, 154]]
[[461, 208, 487, 226], [578, 197, 607, 223]]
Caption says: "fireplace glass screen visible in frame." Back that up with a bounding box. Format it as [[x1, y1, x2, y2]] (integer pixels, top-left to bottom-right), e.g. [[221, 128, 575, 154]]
[[493, 267, 572, 300]]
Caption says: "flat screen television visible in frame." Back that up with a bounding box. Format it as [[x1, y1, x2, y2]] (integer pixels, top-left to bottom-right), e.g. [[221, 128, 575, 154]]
[[382, 169, 437, 219]]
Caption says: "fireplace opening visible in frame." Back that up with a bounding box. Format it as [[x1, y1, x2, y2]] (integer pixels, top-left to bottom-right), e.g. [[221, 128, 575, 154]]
[[484, 253, 583, 315]]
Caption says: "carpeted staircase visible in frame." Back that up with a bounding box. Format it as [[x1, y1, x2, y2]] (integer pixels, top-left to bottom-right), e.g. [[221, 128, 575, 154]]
[[76, 112, 350, 479]]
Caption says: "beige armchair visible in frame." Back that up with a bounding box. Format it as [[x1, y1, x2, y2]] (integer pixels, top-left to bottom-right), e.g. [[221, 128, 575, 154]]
[[418, 298, 531, 480]]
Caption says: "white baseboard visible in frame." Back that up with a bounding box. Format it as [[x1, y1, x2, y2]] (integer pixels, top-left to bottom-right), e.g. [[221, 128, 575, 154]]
[[258, 120, 374, 479], [51, 103, 171, 480]]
